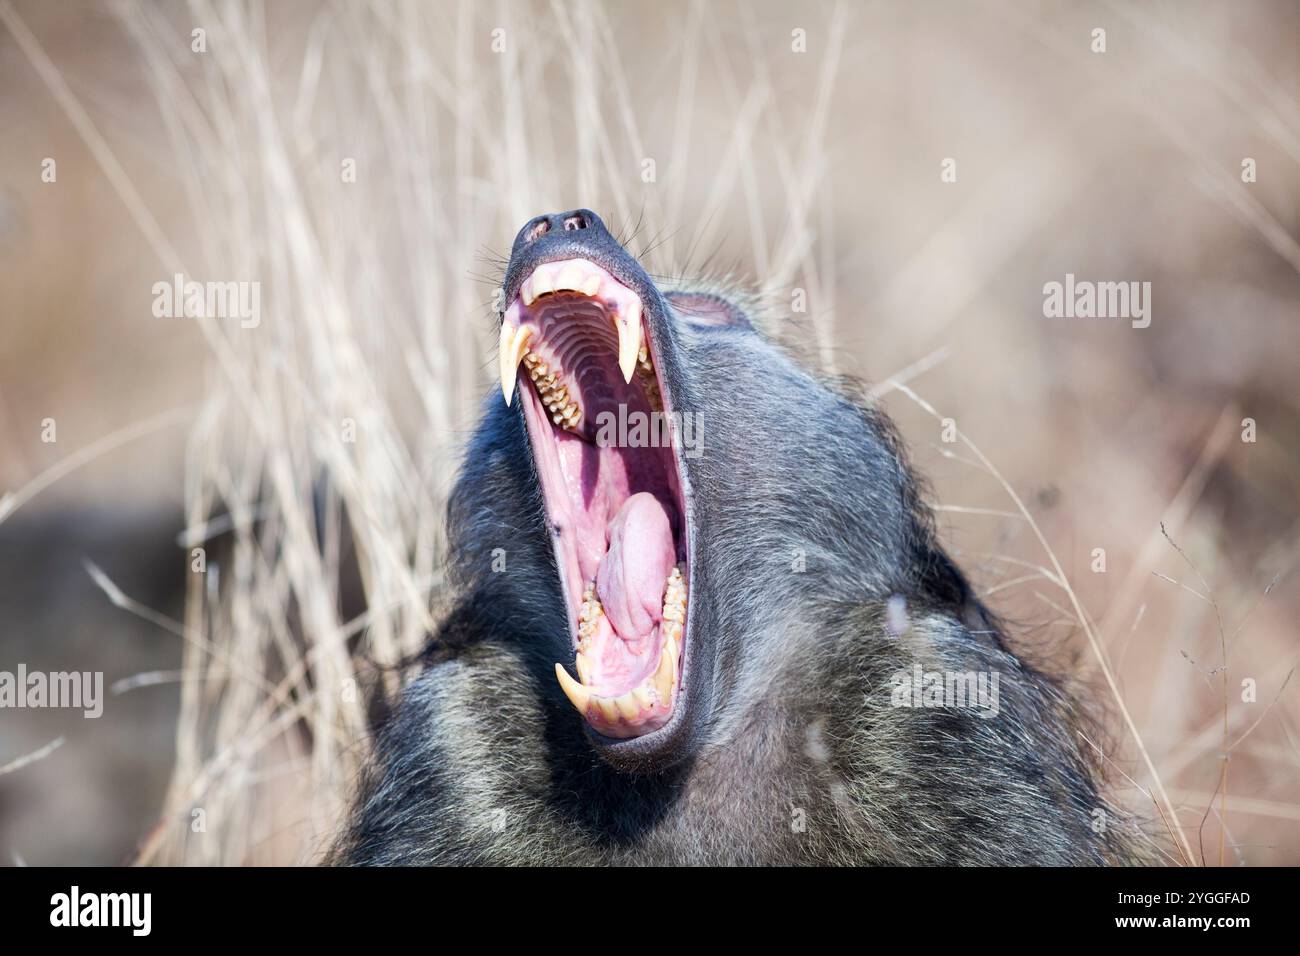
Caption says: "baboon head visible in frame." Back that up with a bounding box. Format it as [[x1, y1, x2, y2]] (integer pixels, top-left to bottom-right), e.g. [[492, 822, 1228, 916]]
[[480, 208, 946, 774]]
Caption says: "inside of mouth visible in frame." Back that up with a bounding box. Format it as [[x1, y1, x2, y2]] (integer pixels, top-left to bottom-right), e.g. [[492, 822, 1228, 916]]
[[511, 262, 687, 739]]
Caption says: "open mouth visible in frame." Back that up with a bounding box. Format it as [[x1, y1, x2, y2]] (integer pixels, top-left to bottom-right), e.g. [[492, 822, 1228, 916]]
[[499, 257, 688, 740]]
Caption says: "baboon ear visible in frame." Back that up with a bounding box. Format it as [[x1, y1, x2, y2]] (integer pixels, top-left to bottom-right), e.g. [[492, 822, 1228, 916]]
[[665, 291, 754, 332]]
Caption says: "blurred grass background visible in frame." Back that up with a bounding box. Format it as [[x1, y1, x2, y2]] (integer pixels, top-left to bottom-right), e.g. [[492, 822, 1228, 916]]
[[0, 0, 1296, 865]]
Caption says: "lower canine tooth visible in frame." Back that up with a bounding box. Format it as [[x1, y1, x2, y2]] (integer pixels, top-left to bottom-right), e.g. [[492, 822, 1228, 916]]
[[554, 663, 590, 714]]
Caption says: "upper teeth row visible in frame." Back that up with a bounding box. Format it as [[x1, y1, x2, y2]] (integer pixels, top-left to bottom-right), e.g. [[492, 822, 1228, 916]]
[[521, 260, 603, 306], [523, 351, 581, 430], [638, 345, 663, 413], [499, 259, 646, 410]]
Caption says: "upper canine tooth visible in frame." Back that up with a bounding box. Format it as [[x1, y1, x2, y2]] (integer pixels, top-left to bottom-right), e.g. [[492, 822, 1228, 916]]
[[521, 278, 537, 306], [616, 297, 643, 384], [498, 323, 532, 406]]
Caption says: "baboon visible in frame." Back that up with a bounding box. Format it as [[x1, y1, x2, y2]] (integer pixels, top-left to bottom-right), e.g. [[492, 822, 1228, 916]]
[[337, 209, 1144, 865]]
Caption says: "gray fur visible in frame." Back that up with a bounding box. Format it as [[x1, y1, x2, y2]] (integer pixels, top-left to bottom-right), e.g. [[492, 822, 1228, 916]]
[[335, 214, 1148, 866]]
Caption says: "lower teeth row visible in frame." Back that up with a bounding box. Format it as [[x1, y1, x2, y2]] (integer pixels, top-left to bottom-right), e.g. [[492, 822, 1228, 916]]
[[577, 563, 686, 657], [578, 580, 603, 651], [660, 565, 685, 642], [561, 563, 688, 722]]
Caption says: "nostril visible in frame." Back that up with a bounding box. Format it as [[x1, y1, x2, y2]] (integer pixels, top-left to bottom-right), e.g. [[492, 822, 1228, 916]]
[[563, 214, 587, 231], [527, 219, 550, 242]]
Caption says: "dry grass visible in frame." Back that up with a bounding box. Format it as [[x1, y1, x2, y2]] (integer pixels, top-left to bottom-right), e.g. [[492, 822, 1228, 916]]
[[1, 0, 1296, 864], [95, 0, 851, 864]]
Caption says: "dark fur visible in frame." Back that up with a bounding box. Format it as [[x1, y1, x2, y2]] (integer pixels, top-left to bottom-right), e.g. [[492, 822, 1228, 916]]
[[335, 213, 1145, 865]]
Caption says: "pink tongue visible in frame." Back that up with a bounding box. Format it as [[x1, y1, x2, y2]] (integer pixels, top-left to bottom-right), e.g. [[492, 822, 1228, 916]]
[[596, 492, 675, 640]]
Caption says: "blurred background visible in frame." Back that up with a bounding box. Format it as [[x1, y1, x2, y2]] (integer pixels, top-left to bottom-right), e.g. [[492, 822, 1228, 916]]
[[0, 0, 1296, 865]]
